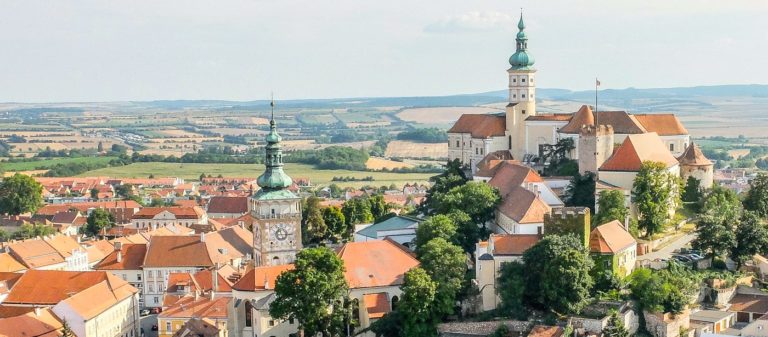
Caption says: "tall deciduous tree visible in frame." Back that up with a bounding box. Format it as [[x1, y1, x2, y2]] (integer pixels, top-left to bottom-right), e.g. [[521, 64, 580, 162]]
[[682, 176, 703, 205], [270, 247, 350, 337], [564, 172, 596, 213], [322, 206, 347, 242], [744, 173, 768, 218], [497, 261, 528, 319], [730, 211, 768, 269], [701, 185, 742, 221], [398, 267, 439, 337], [0, 173, 43, 215], [632, 161, 681, 237], [342, 197, 374, 227], [414, 215, 457, 251], [523, 234, 594, 314], [302, 196, 327, 244], [594, 190, 629, 226], [447, 210, 478, 253], [418, 238, 466, 317], [421, 159, 467, 214], [435, 182, 500, 229], [692, 214, 735, 259], [85, 208, 114, 237]]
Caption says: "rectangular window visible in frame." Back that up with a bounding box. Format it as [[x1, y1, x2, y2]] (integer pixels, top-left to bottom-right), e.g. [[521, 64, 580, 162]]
[[455, 140, 459, 147], [269, 320, 275, 327], [166, 322, 171, 332], [669, 143, 675, 151], [522, 78, 526, 82], [154, 297, 159, 304]]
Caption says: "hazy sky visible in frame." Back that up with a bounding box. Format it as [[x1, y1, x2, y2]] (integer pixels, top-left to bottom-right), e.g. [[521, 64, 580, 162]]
[[2, 0, 767, 102]]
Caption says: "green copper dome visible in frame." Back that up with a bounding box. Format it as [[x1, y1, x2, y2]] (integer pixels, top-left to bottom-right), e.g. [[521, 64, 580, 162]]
[[256, 113, 293, 191], [509, 14, 535, 70]]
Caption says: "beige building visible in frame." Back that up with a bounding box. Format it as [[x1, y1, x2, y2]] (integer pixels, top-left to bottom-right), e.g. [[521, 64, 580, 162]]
[[475, 234, 541, 311], [130, 206, 208, 230]]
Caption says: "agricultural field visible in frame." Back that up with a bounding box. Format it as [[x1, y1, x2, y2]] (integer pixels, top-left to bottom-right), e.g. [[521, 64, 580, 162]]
[[365, 157, 414, 170], [397, 106, 502, 124], [77, 162, 434, 188], [385, 140, 448, 159], [1, 156, 118, 172]]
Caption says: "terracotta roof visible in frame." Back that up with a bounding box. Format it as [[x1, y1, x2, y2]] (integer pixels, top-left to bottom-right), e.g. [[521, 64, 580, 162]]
[[590, 220, 636, 254], [232, 264, 294, 291], [171, 318, 221, 337], [487, 162, 543, 197], [491, 234, 541, 255], [168, 269, 233, 293], [448, 114, 506, 138], [35, 200, 142, 216], [94, 243, 147, 270], [526, 114, 573, 122], [634, 114, 688, 136], [0, 305, 35, 318], [337, 240, 420, 289], [364, 292, 391, 319], [558, 105, 595, 133], [0, 253, 26, 272], [203, 226, 253, 264], [51, 211, 81, 224], [730, 294, 768, 314], [678, 142, 713, 166], [143, 236, 214, 268], [528, 325, 565, 337], [0, 308, 63, 337], [175, 199, 200, 208], [4, 270, 135, 306], [59, 278, 137, 320], [600, 133, 680, 172], [133, 206, 205, 220], [43, 235, 83, 258], [159, 296, 230, 320], [497, 186, 551, 224], [7, 238, 65, 269], [475, 150, 517, 177], [206, 196, 248, 214]]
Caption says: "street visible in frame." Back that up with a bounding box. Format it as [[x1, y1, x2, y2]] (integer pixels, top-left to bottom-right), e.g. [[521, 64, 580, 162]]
[[638, 232, 697, 262], [140, 314, 158, 337]]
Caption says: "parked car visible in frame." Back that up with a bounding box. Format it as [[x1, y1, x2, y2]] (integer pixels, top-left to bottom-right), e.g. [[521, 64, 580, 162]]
[[673, 255, 692, 263], [140, 309, 150, 316], [687, 253, 705, 260], [150, 307, 161, 314]]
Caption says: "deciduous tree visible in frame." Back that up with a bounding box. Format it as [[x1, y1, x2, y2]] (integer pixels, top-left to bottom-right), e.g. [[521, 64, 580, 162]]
[[418, 238, 466, 317], [420, 159, 467, 214], [602, 311, 630, 337], [730, 211, 768, 269], [435, 182, 500, 229], [398, 267, 439, 337], [414, 215, 457, 251], [497, 261, 528, 319], [632, 161, 681, 237], [302, 196, 327, 244], [0, 173, 43, 215], [594, 190, 629, 226], [564, 172, 596, 213], [322, 206, 347, 242], [85, 208, 114, 237], [744, 173, 768, 218]]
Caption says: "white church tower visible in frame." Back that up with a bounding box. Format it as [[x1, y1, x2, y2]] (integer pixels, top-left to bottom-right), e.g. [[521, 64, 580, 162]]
[[505, 13, 537, 160]]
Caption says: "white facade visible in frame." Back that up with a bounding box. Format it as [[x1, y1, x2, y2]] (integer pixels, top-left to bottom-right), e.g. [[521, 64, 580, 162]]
[[53, 293, 141, 337], [130, 210, 207, 230], [143, 267, 203, 307]]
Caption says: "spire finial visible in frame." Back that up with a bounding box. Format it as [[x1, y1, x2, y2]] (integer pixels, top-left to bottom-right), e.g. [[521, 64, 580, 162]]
[[270, 92, 275, 122], [517, 10, 526, 30]]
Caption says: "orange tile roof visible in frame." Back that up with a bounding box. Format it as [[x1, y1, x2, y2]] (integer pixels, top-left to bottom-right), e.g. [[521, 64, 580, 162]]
[[133, 206, 205, 220], [232, 264, 294, 291], [4, 270, 135, 307], [94, 243, 147, 270], [729, 294, 768, 314], [7, 238, 65, 269], [497, 186, 551, 224], [0, 308, 63, 337], [487, 162, 543, 197], [43, 235, 83, 258], [337, 240, 420, 289], [561, 107, 648, 135], [526, 114, 573, 122], [364, 293, 391, 319], [448, 114, 506, 138], [558, 105, 595, 134], [204, 226, 253, 264], [491, 234, 541, 255], [207, 196, 249, 214], [35, 200, 142, 216], [599, 133, 680, 172], [59, 279, 136, 320], [589, 220, 636, 254], [0, 253, 26, 272], [159, 296, 231, 320], [634, 114, 688, 136], [528, 325, 565, 337], [143, 236, 214, 268], [678, 142, 713, 166]]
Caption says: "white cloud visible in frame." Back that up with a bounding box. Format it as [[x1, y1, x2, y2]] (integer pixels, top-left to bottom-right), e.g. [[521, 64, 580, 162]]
[[424, 11, 515, 34]]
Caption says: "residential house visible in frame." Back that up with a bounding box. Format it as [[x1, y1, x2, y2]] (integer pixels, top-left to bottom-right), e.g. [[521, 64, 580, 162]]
[[475, 234, 541, 311], [740, 313, 768, 337], [589, 220, 638, 278], [206, 196, 249, 219], [158, 296, 231, 337], [354, 215, 422, 247], [5, 235, 87, 271], [729, 294, 768, 323], [50, 211, 87, 235], [690, 310, 735, 336], [0, 308, 64, 337], [2, 270, 140, 337], [130, 206, 208, 230], [94, 242, 148, 307], [0, 252, 26, 273], [142, 235, 216, 307]]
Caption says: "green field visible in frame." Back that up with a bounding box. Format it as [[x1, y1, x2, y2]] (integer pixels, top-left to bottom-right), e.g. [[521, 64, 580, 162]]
[[77, 162, 434, 188], [1, 156, 118, 171]]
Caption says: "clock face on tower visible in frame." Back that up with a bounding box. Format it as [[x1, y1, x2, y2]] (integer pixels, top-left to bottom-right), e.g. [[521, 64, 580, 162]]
[[272, 223, 291, 242]]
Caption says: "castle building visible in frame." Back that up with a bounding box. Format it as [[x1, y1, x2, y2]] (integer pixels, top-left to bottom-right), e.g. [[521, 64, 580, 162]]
[[250, 105, 302, 266]]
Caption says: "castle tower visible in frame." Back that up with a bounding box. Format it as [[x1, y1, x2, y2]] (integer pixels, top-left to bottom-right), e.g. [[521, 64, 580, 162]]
[[250, 100, 302, 266], [578, 124, 614, 175], [506, 13, 537, 159], [677, 142, 714, 189]]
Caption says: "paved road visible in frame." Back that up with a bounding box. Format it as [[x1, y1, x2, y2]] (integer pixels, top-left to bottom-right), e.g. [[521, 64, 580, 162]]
[[140, 314, 158, 337], [638, 232, 697, 261]]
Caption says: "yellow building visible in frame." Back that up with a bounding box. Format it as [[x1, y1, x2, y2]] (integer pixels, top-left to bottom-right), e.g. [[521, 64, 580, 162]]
[[157, 295, 231, 337]]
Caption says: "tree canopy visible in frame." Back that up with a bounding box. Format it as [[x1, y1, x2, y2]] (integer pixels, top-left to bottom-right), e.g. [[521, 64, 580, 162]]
[[730, 211, 768, 268], [497, 261, 528, 319], [270, 247, 351, 337], [434, 181, 500, 229], [414, 215, 457, 252], [418, 237, 467, 318], [744, 173, 768, 218], [0, 173, 43, 215], [420, 159, 467, 214], [564, 172, 596, 214], [84, 208, 115, 237], [594, 190, 629, 226], [632, 161, 681, 237], [629, 265, 697, 314]]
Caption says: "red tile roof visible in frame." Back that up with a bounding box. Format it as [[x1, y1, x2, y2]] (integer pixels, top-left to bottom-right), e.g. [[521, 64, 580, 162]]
[[206, 196, 249, 214], [558, 105, 595, 134], [560, 107, 648, 135], [3, 270, 134, 306], [0, 253, 26, 272], [337, 240, 420, 289], [487, 162, 543, 197], [0, 308, 63, 337], [600, 133, 680, 172], [497, 186, 551, 224], [143, 236, 214, 268], [729, 294, 768, 314], [7, 238, 65, 269], [448, 114, 506, 138], [528, 325, 565, 337], [94, 243, 147, 270], [491, 234, 541, 255], [133, 206, 205, 220], [634, 114, 688, 136], [678, 142, 713, 166], [589, 220, 636, 254], [364, 293, 391, 319], [159, 296, 230, 320], [232, 264, 294, 291], [526, 114, 573, 122]]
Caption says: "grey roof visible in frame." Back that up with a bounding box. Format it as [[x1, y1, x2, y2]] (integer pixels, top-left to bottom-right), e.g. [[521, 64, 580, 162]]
[[254, 293, 276, 310], [356, 216, 422, 239], [478, 253, 495, 261], [690, 310, 735, 323]]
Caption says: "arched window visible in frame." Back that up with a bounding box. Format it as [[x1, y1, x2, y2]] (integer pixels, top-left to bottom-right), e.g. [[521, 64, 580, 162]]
[[391, 296, 399, 311], [245, 301, 253, 327]]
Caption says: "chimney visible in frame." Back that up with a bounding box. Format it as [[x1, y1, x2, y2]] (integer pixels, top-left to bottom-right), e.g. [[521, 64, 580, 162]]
[[200, 232, 205, 242], [212, 264, 219, 299], [624, 214, 630, 232], [34, 307, 42, 316]]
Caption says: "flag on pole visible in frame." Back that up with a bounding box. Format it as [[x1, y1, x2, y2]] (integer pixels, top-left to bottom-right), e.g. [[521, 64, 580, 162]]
[[596, 78, 601, 87]]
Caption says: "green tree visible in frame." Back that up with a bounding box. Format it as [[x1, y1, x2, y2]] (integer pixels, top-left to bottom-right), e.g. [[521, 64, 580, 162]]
[[692, 214, 735, 259], [114, 184, 134, 199], [629, 266, 695, 314], [421, 159, 467, 214], [270, 247, 350, 337], [594, 190, 629, 226], [418, 238, 466, 317], [497, 261, 528, 319], [13, 223, 56, 240], [602, 311, 630, 337], [322, 206, 347, 242], [399, 267, 439, 337], [632, 161, 681, 237], [0, 229, 8, 242], [435, 182, 500, 229], [0, 173, 44, 215], [447, 210, 479, 253], [90, 188, 99, 200], [564, 172, 596, 213], [369, 195, 391, 220], [523, 234, 594, 314], [302, 196, 327, 244], [342, 198, 374, 226], [701, 185, 742, 221], [682, 176, 703, 206], [744, 173, 768, 217], [730, 211, 768, 269], [85, 208, 115, 237], [414, 215, 457, 251]]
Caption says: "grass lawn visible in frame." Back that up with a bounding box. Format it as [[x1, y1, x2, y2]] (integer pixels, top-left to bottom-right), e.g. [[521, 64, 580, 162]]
[[77, 162, 435, 188], [2, 156, 118, 171]]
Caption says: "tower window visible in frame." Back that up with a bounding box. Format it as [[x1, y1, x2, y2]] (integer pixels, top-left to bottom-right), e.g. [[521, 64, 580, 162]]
[[522, 94, 526, 98], [512, 78, 516, 83], [456, 140, 459, 147], [669, 144, 675, 152], [522, 78, 526, 82], [513, 94, 517, 98], [522, 110, 526, 114]]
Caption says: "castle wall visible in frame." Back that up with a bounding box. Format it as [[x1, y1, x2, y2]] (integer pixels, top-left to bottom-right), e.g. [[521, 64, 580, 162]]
[[681, 165, 714, 189]]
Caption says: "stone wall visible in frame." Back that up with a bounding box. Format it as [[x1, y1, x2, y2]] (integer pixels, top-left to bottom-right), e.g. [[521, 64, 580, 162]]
[[543, 207, 591, 248], [644, 310, 691, 337]]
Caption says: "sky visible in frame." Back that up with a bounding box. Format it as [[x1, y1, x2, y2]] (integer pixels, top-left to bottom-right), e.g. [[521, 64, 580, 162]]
[[1, 0, 768, 102]]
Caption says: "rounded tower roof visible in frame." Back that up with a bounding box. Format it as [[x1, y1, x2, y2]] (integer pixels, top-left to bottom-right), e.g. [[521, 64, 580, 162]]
[[509, 13, 535, 70], [256, 102, 293, 192]]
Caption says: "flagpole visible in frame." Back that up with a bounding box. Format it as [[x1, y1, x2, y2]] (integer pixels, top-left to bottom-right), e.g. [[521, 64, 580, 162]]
[[595, 78, 599, 127]]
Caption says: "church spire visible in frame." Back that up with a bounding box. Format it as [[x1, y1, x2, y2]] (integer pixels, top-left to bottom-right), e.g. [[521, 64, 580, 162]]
[[257, 98, 293, 191], [509, 11, 535, 70]]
